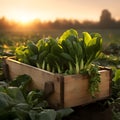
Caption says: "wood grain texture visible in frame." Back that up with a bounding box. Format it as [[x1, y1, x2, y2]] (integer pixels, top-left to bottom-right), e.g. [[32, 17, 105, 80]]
[[63, 70, 111, 107]]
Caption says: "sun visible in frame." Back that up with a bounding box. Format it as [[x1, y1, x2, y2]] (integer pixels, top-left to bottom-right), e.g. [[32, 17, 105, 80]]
[[9, 10, 35, 25], [15, 15, 33, 25], [18, 16, 30, 23], [8, 10, 54, 25]]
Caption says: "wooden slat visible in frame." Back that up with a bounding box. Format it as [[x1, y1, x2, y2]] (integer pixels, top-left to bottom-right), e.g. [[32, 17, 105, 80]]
[[63, 70, 111, 107]]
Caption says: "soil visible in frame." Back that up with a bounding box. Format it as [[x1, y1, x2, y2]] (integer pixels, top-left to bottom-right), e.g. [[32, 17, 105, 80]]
[[63, 101, 112, 120]]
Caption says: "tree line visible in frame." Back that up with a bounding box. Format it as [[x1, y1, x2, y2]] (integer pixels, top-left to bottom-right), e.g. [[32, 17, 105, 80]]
[[0, 9, 120, 31]]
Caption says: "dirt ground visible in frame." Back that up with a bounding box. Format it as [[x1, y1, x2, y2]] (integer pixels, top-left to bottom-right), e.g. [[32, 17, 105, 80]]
[[63, 101, 112, 120]]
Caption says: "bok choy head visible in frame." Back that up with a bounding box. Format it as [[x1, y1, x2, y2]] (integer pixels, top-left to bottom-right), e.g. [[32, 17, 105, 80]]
[[82, 32, 102, 68]]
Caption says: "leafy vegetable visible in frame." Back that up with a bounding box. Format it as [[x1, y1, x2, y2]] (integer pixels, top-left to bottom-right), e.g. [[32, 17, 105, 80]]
[[15, 29, 103, 96], [82, 32, 102, 68], [56, 108, 74, 120], [15, 29, 102, 74]]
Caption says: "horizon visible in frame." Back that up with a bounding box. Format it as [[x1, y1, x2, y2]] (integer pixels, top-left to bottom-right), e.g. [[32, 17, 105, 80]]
[[0, 0, 120, 24], [0, 9, 119, 25]]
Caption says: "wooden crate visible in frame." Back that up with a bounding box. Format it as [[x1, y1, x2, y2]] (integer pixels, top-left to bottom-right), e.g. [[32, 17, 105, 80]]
[[4, 57, 111, 108]]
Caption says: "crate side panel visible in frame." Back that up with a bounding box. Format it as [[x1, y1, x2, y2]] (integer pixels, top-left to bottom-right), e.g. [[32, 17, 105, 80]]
[[64, 70, 111, 108], [6, 58, 61, 107]]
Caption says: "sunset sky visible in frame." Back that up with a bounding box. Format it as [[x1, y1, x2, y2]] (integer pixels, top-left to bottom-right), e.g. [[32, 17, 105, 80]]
[[0, 0, 120, 23]]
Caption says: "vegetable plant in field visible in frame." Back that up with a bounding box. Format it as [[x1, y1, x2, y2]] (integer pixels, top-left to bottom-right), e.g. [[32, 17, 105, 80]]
[[106, 69, 120, 120], [15, 29, 103, 97]]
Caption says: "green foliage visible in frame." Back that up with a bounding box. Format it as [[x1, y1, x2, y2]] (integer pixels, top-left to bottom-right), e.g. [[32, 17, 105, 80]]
[[112, 111, 120, 120], [104, 42, 120, 56], [95, 53, 120, 68], [107, 69, 120, 120], [112, 69, 120, 98], [87, 65, 101, 97], [15, 29, 103, 97], [15, 44, 38, 66], [56, 108, 74, 120], [82, 32, 102, 67], [15, 29, 102, 74], [113, 69, 120, 82]]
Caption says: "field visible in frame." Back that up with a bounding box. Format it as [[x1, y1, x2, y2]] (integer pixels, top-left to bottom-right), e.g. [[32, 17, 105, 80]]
[[0, 28, 120, 120]]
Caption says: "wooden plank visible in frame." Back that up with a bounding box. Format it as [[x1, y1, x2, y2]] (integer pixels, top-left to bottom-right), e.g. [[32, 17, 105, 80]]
[[63, 70, 111, 107]]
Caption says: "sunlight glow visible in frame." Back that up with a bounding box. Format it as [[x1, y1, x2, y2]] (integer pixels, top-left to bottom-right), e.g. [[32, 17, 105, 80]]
[[8, 11, 55, 24], [8, 10, 36, 25], [14, 16, 34, 25], [18, 16, 31, 23]]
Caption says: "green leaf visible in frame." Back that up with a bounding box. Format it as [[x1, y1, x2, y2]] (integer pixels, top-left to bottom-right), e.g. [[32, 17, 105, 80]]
[[39, 109, 56, 120], [58, 29, 78, 44], [6, 87, 25, 103], [60, 52, 74, 62], [12, 106, 30, 120], [0, 86, 6, 92], [29, 110, 39, 120], [56, 108, 74, 120], [82, 32, 102, 66], [83, 32, 92, 45], [10, 74, 32, 99], [10, 74, 32, 88], [51, 44, 63, 55], [0, 92, 14, 112], [113, 69, 120, 82], [29, 109, 56, 120], [27, 41, 38, 54], [15, 103, 30, 110], [27, 90, 46, 108]]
